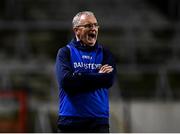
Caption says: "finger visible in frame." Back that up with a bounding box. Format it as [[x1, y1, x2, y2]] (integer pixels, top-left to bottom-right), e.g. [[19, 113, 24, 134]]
[[103, 68, 113, 73], [99, 65, 108, 72], [106, 68, 113, 73], [99, 66, 113, 73], [100, 64, 109, 70], [102, 66, 112, 71], [101, 66, 110, 72], [101, 65, 112, 70], [99, 66, 108, 73]]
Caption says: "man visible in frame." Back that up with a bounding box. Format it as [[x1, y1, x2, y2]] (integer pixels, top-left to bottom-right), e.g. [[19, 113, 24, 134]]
[[55, 11, 116, 133]]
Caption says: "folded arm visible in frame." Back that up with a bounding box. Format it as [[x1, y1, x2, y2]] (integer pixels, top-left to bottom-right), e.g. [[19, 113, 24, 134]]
[[55, 47, 116, 94]]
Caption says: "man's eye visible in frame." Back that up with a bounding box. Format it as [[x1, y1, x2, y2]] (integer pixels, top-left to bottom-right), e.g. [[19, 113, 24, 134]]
[[85, 24, 91, 28]]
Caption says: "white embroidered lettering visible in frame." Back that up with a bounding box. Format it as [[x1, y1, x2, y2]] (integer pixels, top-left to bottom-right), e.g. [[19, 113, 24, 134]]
[[73, 62, 102, 70]]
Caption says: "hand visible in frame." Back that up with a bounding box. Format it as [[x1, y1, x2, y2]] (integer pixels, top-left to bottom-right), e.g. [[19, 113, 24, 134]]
[[99, 64, 113, 73]]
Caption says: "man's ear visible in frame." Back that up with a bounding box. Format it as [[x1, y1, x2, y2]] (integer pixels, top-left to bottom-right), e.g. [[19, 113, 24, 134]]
[[73, 27, 78, 33], [73, 27, 79, 36]]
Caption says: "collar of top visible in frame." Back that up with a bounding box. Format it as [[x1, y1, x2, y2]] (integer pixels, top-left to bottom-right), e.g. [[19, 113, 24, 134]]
[[71, 38, 101, 51]]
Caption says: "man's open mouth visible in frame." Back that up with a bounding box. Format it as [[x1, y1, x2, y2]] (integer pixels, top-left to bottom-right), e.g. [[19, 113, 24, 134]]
[[88, 33, 96, 39]]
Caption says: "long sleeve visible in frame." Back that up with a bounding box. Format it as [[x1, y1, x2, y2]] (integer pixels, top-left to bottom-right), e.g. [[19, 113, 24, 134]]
[[55, 46, 116, 94]]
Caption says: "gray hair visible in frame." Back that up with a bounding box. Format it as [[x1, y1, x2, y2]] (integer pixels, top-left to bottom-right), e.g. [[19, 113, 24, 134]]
[[72, 11, 95, 28]]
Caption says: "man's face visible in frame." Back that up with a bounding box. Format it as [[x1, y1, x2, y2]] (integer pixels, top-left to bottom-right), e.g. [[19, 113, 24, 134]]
[[74, 15, 99, 46]]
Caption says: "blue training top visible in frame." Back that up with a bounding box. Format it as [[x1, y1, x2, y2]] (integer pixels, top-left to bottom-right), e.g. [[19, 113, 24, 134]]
[[55, 39, 116, 123]]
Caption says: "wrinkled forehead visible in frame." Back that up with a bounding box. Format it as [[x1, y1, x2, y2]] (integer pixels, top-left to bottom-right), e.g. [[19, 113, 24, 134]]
[[79, 14, 98, 25]]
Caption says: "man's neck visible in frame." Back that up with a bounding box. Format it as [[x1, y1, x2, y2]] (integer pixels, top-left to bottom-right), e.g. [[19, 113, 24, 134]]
[[75, 36, 85, 46], [75, 36, 80, 42]]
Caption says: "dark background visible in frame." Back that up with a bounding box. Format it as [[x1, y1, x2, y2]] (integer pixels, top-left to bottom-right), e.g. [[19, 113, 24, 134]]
[[0, 0, 180, 132]]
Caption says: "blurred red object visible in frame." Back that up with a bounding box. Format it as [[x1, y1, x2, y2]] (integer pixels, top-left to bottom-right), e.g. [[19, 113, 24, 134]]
[[0, 91, 27, 133]]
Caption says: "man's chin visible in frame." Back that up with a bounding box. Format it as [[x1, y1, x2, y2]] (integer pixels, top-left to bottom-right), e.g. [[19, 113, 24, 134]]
[[88, 42, 96, 46], [87, 40, 96, 46], [82, 39, 96, 46]]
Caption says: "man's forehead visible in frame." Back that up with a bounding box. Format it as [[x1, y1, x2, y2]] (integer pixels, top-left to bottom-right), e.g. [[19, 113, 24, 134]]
[[80, 14, 97, 23]]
